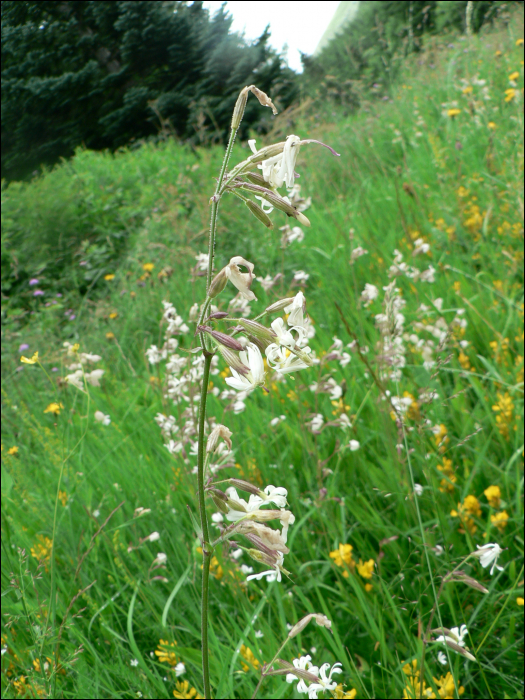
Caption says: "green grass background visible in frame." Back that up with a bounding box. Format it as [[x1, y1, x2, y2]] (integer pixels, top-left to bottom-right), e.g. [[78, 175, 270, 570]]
[[1, 10, 524, 699]]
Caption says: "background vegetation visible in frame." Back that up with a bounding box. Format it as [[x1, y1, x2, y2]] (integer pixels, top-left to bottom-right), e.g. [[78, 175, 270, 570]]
[[1, 3, 524, 699]]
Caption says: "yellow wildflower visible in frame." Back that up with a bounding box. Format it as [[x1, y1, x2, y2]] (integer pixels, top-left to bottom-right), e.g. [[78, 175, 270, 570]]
[[155, 639, 179, 666], [516, 39, 524, 46], [334, 685, 357, 699], [437, 456, 457, 493], [209, 556, 223, 580], [463, 495, 481, 517], [330, 544, 355, 577], [109, 312, 118, 320], [31, 535, 53, 565], [104, 273, 115, 281], [403, 392, 420, 420], [492, 392, 514, 440], [173, 680, 203, 699], [488, 121, 497, 129], [495, 50, 502, 56], [457, 186, 469, 198], [365, 583, 373, 592], [517, 597, 524, 606], [13, 676, 30, 696], [357, 559, 375, 580], [462, 86, 473, 95], [44, 402, 64, 415], [509, 71, 520, 81], [484, 485, 501, 509], [58, 490, 68, 507], [447, 108, 461, 118], [130, 291, 136, 299], [7, 446, 19, 456], [451, 495, 481, 534], [106, 332, 115, 340], [458, 351, 471, 370], [143, 263, 155, 272], [21, 351, 39, 364], [504, 88, 517, 102], [491, 510, 509, 531], [403, 660, 464, 699], [434, 424, 449, 453], [240, 644, 261, 672]]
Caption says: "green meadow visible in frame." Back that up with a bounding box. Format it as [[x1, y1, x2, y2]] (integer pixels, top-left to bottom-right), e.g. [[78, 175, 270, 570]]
[[1, 10, 524, 700]]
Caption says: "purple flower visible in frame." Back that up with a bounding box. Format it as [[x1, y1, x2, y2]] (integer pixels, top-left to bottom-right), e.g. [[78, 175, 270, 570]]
[[51, 367, 58, 372], [29, 278, 39, 286], [68, 314, 76, 321], [19, 343, 30, 352], [79, 261, 87, 266], [33, 290, 44, 297], [56, 293, 63, 298]]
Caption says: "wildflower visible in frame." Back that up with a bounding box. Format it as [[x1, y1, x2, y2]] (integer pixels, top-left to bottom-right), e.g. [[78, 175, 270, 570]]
[[437, 457, 456, 493], [330, 544, 354, 577], [155, 639, 178, 666], [488, 121, 497, 129], [491, 510, 509, 531], [146, 532, 160, 542], [19, 343, 30, 352], [33, 289, 45, 296], [260, 485, 288, 508], [270, 414, 286, 427], [451, 495, 481, 534], [43, 402, 63, 415], [516, 38, 524, 46], [109, 312, 118, 320], [239, 644, 261, 671], [293, 270, 310, 284], [154, 553, 167, 564], [207, 424, 233, 453], [334, 684, 357, 699], [484, 485, 501, 509], [462, 86, 473, 95], [447, 108, 461, 117], [435, 624, 468, 648], [361, 283, 379, 305], [104, 273, 115, 281], [509, 71, 520, 81], [286, 655, 316, 694], [58, 490, 68, 506], [437, 651, 448, 665], [173, 679, 203, 698], [224, 343, 265, 392], [288, 613, 332, 638], [21, 351, 39, 364], [349, 440, 360, 452], [94, 410, 111, 426], [29, 278, 39, 285], [246, 551, 285, 582], [7, 446, 19, 455], [130, 659, 139, 667], [492, 392, 514, 440], [143, 263, 155, 272], [517, 597, 524, 606], [31, 535, 53, 564], [504, 88, 517, 102], [307, 662, 343, 698], [250, 133, 301, 190], [473, 543, 504, 575], [350, 246, 368, 262], [224, 256, 257, 301], [309, 414, 324, 433], [357, 559, 374, 579], [106, 332, 115, 340], [414, 483, 424, 496], [266, 343, 312, 375]]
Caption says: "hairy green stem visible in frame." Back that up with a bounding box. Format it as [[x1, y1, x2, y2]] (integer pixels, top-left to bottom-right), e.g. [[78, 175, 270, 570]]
[[197, 353, 213, 698]]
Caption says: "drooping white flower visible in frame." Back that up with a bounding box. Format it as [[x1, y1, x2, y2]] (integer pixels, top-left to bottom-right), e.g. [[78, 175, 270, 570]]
[[154, 553, 167, 564], [309, 414, 324, 433], [349, 440, 360, 452], [225, 487, 264, 522], [436, 624, 469, 648], [413, 238, 430, 255], [361, 283, 379, 306], [285, 291, 306, 328], [414, 483, 424, 496], [251, 134, 302, 190], [350, 246, 368, 262], [473, 543, 504, 575], [94, 410, 111, 426], [265, 343, 311, 375], [293, 270, 310, 284], [65, 369, 85, 391], [86, 369, 104, 387], [225, 256, 257, 301], [271, 317, 297, 349], [246, 551, 285, 583], [286, 655, 316, 695], [262, 485, 288, 508], [225, 343, 265, 392], [145, 531, 160, 542], [174, 662, 185, 676], [306, 662, 343, 698], [270, 414, 286, 427], [437, 651, 448, 665]]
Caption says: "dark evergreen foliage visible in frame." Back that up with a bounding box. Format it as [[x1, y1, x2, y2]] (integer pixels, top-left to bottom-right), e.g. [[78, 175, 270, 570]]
[[1, 1, 297, 181]]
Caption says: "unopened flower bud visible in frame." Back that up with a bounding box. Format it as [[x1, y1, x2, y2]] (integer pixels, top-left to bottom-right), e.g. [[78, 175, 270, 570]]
[[206, 311, 229, 321], [265, 298, 295, 314], [208, 267, 228, 298], [207, 424, 233, 453], [198, 326, 244, 351], [216, 345, 250, 376], [245, 200, 273, 229], [231, 86, 249, 130], [246, 548, 279, 568], [228, 478, 260, 495], [210, 492, 230, 514], [248, 142, 286, 164], [235, 319, 276, 345], [244, 172, 268, 187]]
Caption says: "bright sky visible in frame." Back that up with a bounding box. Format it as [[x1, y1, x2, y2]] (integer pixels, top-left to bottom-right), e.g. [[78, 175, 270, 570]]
[[201, 1, 341, 72]]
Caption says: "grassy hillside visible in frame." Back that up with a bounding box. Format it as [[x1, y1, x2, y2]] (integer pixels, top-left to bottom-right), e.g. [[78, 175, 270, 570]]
[[1, 9, 523, 700]]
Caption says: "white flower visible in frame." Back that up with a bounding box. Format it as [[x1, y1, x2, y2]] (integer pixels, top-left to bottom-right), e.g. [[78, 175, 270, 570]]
[[361, 283, 379, 305], [225, 488, 264, 522], [225, 343, 265, 392], [437, 651, 448, 665], [175, 662, 185, 676], [293, 270, 310, 284], [154, 553, 167, 564], [211, 512, 224, 524], [64, 369, 85, 391], [164, 440, 183, 454], [286, 655, 315, 695], [146, 532, 160, 542], [94, 410, 111, 426], [310, 414, 324, 432], [270, 415, 286, 427], [271, 317, 297, 349], [195, 253, 209, 271], [414, 483, 424, 496], [265, 343, 311, 375], [307, 662, 343, 698], [255, 629, 264, 638], [281, 224, 305, 245], [349, 440, 360, 452], [130, 659, 139, 667], [473, 543, 504, 575], [263, 485, 288, 508], [86, 369, 104, 386], [246, 566, 282, 583], [240, 564, 254, 575], [436, 624, 469, 650], [252, 134, 301, 190], [285, 292, 306, 327], [413, 238, 430, 255], [231, 548, 243, 560], [146, 345, 166, 364], [350, 246, 368, 262], [225, 256, 257, 301]]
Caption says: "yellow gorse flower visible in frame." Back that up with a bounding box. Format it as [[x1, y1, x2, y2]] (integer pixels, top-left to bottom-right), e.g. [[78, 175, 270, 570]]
[[155, 639, 179, 666], [491, 510, 509, 531], [44, 402, 64, 415], [21, 351, 39, 364], [330, 544, 355, 577], [173, 680, 203, 699], [357, 559, 375, 580], [484, 485, 501, 509]]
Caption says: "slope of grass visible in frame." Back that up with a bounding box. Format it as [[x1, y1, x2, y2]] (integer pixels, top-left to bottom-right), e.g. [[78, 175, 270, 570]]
[[1, 11, 523, 700]]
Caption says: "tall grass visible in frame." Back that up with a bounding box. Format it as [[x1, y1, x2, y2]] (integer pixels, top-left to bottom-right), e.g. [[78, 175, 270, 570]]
[[2, 11, 523, 699]]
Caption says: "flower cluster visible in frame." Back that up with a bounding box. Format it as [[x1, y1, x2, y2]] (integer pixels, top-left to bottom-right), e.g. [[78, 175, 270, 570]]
[[286, 656, 344, 699], [62, 342, 105, 391]]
